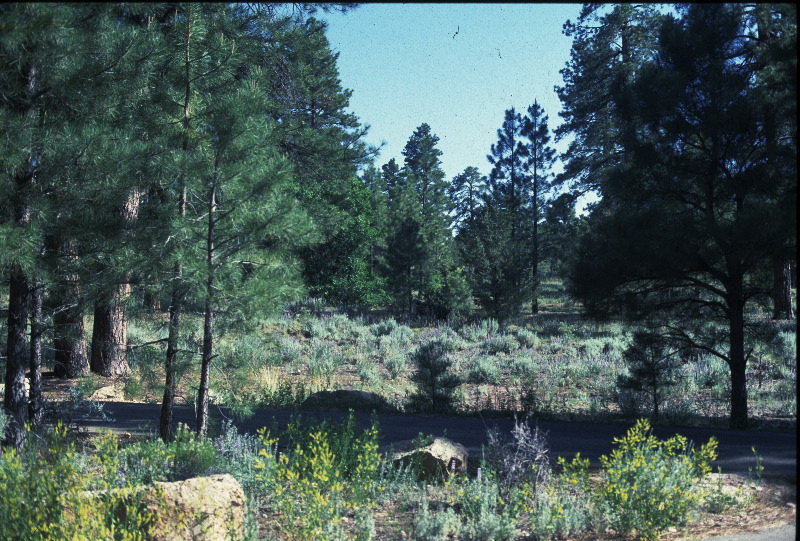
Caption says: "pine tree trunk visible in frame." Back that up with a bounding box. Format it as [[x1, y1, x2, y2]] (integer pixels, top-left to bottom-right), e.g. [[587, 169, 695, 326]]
[[160, 289, 181, 442], [28, 274, 44, 428], [772, 258, 795, 320], [4, 64, 36, 449], [162, 8, 192, 441], [90, 288, 131, 377], [197, 298, 214, 437], [531, 170, 540, 315], [50, 237, 89, 379], [4, 272, 29, 451], [196, 184, 217, 438], [91, 188, 139, 376], [728, 289, 748, 429]]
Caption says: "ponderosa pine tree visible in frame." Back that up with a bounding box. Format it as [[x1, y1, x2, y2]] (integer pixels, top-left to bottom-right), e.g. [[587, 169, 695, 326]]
[[383, 124, 463, 318], [448, 166, 487, 232], [1, 3, 150, 443], [521, 101, 556, 313], [568, 4, 796, 428], [140, 4, 316, 437], [242, 12, 379, 305], [555, 4, 665, 198]]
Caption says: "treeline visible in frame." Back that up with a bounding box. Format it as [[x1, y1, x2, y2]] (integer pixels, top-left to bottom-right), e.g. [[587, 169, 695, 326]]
[[1, 3, 796, 449], [0, 2, 375, 448]]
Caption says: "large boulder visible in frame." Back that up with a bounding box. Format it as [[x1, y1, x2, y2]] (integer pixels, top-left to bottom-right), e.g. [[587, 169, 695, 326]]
[[82, 474, 245, 540], [301, 389, 397, 413], [384, 436, 469, 480], [146, 474, 246, 540]]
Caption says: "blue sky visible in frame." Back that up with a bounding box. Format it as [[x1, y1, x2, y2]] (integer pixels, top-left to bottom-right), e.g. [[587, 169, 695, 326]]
[[319, 3, 582, 184]]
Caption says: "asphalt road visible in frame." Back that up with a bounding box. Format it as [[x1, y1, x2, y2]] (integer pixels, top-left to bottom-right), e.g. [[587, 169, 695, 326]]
[[68, 402, 797, 479]]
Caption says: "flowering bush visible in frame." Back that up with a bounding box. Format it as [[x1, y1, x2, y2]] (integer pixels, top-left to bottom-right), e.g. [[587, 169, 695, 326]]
[[594, 418, 718, 539]]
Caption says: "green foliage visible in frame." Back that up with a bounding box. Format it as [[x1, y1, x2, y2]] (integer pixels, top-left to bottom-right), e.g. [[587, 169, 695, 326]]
[[0, 424, 158, 540], [119, 424, 218, 484], [515, 327, 539, 349], [255, 413, 381, 540], [617, 330, 683, 421], [306, 340, 345, 388], [466, 356, 502, 385], [407, 340, 462, 413], [594, 419, 718, 539], [482, 333, 520, 355], [412, 503, 461, 541]]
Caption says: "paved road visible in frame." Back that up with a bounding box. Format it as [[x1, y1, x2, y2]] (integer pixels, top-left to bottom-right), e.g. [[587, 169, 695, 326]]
[[70, 402, 797, 479]]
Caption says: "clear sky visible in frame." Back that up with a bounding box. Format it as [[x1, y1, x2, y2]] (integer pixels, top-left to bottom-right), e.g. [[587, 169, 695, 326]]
[[319, 3, 582, 183]]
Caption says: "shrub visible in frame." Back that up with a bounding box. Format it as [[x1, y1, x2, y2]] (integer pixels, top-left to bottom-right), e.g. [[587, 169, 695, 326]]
[[466, 356, 502, 385], [412, 504, 461, 541], [407, 340, 462, 413], [357, 359, 381, 387], [255, 413, 381, 539], [306, 341, 344, 387], [455, 476, 518, 541], [382, 347, 409, 380], [485, 417, 550, 494], [370, 318, 399, 337], [482, 333, 519, 355], [118, 424, 218, 484], [515, 328, 539, 349], [0, 424, 158, 540], [594, 418, 718, 540], [460, 318, 500, 343]]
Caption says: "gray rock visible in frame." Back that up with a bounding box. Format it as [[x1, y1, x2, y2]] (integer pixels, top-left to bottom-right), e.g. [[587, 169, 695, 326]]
[[385, 436, 469, 480]]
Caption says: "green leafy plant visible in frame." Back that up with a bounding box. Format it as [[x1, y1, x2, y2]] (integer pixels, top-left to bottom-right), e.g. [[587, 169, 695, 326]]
[[594, 418, 718, 540], [254, 413, 381, 539]]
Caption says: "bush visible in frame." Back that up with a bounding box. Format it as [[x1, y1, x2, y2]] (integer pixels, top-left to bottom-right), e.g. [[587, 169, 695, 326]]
[[118, 424, 218, 484], [370, 317, 399, 337], [407, 340, 462, 413], [617, 331, 682, 421], [482, 333, 519, 355], [412, 504, 461, 541], [306, 341, 344, 387], [255, 413, 381, 539], [593, 418, 718, 540], [0, 424, 158, 540], [466, 356, 502, 385], [515, 328, 539, 349], [485, 417, 550, 493]]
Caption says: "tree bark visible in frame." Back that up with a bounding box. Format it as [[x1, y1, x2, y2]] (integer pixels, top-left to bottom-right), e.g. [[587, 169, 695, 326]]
[[4, 272, 29, 450], [772, 258, 795, 320], [161, 6, 191, 441], [4, 63, 36, 449], [160, 289, 181, 442], [196, 184, 217, 437], [91, 187, 139, 377], [727, 291, 749, 429], [28, 274, 44, 428], [50, 236, 89, 379], [90, 288, 131, 377]]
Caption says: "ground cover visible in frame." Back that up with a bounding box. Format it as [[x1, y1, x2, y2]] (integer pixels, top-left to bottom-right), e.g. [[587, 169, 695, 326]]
[[3, 277, 796, 539]]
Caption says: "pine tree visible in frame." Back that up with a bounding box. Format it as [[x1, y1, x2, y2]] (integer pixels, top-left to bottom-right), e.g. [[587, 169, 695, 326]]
[[449, 166, 487, 232], [522, 101, 556, 313], [383, 124, 460, 318], [569, 4, 796, 428], [243, 12, 378, 305], [556, 4, 665, 198]]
